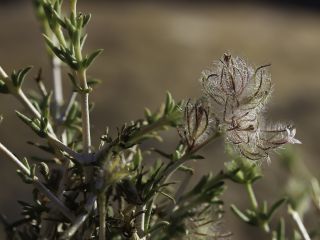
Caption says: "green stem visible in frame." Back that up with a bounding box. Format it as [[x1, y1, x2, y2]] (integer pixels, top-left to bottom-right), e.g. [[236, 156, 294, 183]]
[[70, 0, 77, 20], [70, 0, 91, 154], [78, 69, 91, 153], [288, 206, 311, 240], [136, 205, 146, 239], [51, 53, 63, 120], [98, 192, 106, 240], [144, 200, 153, 231], [54, 27, 67, 48], [246, 182, 258, 211], [262, 222, 270, 233]]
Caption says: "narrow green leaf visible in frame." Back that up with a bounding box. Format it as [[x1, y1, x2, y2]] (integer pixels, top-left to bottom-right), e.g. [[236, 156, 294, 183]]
[[267, 198, 286, 220], [30, 164, 37, 178], [157, 190, 176, 204], [68, 73, 81, 91], [16, 111, 43, 137], [230, 204, 250, 223], [82, 13, 91, 27], [144, 107, 153, 122], [87, 78, 101, 87], [83, 49, 103, 69], [64, 52, 79, 70], [277, 218, 285, 240], [65, 17, 76, 35], [22, 157, 30, 170], [133, 148, 143, 170], [43, 34, 66, 61], [16, 111, 33, 125], [177, 164, 194, 174], [11, 70, 18, 87], [16, 170, 33, 184], [42, 91, 52, 118], [40, 116, 49, 134], [165, 91, 173, 114], [52, 8, 66, 28]]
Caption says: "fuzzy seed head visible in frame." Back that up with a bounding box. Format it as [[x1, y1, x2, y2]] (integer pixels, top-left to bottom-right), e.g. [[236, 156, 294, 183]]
[[178, 98, 216, 150], [199, 53, 300, 162]]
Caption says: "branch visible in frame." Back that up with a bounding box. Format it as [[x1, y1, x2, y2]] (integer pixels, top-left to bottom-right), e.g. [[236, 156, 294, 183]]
[[1, 67, 92, 164], [70, 0, 92, 154], [135, 205, 146, 240], [0, 141, 30, 175], [47, 133, 91, 164], [0, 67, 54, 134], [98, 192, 107, 240], [288, 206, 311, 240], [77, 69, 91, 154], [0, 141, 75, 221], [60, 92, 78, 123], [51, 48, 64, 120]]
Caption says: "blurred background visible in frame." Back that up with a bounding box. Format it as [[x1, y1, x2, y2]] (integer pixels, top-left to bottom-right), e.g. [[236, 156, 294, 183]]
[[0, 0, 320, 239]]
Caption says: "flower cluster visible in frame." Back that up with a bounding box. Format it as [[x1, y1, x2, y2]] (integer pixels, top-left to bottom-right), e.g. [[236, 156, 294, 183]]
[[193, 53, 301, 161]]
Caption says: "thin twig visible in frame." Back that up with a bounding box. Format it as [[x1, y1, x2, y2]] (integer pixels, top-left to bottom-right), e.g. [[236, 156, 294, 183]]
[[135, 205, 146, 240], [78, 69, 91, 154], [0, 141, 75, 221], [246, 182, 258, 211], [98, 192, 107, 240], [50, 36, 64, 120], [1, 67, 89, 164], [70, 0, 92, 155], [288, 206, 311, 240], [51, 49, 64, 120], [60, 92, 78, 145], [17, 89, 42, 119], [1, 67, 55, 135], [47, 133, 88, 163], [0, 141, 30, 175], [61, 92, 78, 123]]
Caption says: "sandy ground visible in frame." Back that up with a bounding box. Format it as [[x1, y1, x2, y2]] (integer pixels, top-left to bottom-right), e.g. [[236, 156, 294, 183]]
[[0, 2, 320, 239]]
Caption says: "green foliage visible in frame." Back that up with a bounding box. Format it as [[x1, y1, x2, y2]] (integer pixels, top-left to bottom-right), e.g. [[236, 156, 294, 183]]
[[11, 67, 33, 90], [0, 1, 317, 240]]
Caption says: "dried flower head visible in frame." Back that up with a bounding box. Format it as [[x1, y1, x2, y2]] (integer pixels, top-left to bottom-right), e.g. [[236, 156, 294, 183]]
[[200, 53, 300, 162], [178, 98, 216, 150], [201, 53, 272, 117]]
